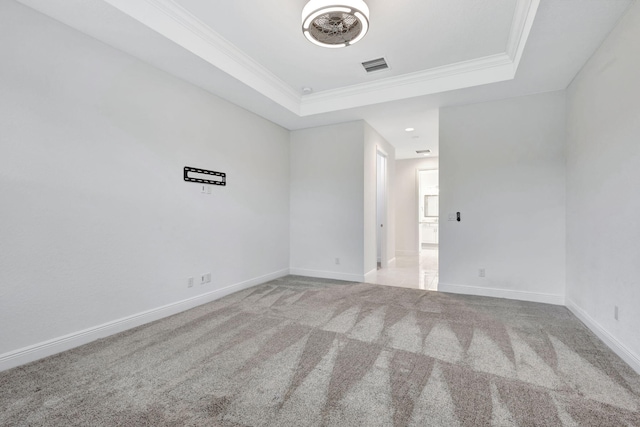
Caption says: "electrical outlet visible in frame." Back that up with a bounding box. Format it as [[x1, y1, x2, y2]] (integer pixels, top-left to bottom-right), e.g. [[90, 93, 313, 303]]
[[614, 305, 619, 321], [205, 273, 211, 283], [187, 277, 194, 288], [479, 268, 485, 278], [335, 258, 340, 265]]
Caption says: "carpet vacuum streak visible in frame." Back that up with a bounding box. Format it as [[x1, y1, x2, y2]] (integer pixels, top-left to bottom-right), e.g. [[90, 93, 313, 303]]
[[1, 276, 639, 426]]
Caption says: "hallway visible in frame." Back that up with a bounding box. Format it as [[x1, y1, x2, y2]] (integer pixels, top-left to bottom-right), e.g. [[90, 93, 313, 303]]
[[367, 247, 438, 290]]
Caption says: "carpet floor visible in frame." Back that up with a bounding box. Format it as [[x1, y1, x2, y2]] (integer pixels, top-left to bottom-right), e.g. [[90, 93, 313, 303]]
[[1, 276, 639, 426]]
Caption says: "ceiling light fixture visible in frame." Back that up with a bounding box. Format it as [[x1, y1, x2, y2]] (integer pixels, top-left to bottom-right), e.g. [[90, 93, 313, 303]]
[[405, 127, 415, 132], [302, 0, 370, 48]]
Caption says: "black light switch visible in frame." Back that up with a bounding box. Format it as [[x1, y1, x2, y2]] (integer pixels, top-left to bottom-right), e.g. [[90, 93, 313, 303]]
[[456, 212, 461, 222]]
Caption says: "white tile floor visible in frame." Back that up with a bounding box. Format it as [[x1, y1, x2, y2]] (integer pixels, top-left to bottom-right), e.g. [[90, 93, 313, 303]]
[[367, 246, 439, 290]]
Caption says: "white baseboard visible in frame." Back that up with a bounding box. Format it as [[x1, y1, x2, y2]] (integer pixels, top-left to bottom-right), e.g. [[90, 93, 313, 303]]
[[396, 250, 418, 257], [289, 268, 364, 283], [566, 299, 640, 375], [438, 282, 565, 306], [387, 257, 397, 267], [364, 268, 378, 283], [0, 269, 289, 373]]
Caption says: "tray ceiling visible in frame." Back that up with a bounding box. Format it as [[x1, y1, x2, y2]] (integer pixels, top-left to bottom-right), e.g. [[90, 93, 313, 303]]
[[13, 0, 633, 158]]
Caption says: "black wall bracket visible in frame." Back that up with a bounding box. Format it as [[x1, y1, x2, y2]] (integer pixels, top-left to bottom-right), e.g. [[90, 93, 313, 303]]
[[183, 166, 226, 186]]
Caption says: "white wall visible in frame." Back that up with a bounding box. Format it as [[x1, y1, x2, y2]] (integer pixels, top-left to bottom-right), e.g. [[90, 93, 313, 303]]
[[290, 122, 365, 281], [364, 123, 396, 275], [439, 91, 566, 305], [290, 121, 395, 281], [565, 1, 640, 371], [0, 1, 290, 369], [395, 158, 439, 255]]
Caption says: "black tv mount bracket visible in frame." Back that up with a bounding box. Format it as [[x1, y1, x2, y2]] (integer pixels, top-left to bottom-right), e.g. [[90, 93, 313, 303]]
[[183, 166, 226, 186]]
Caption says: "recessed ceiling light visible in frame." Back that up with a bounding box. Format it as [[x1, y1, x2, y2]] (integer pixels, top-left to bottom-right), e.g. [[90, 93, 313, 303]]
[[302, 0, 370, 48], [302, 87, 313, 94], [405, 127, 415, 132]]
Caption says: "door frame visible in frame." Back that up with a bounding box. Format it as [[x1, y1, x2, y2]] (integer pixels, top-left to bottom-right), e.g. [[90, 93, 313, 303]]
[[416, 168, 439, 254], [376, 148, 388, 269]]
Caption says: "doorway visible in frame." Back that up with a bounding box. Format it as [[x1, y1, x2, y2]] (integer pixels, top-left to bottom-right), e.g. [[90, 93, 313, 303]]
[[366, 162, 438, 290], [376, 150, 387, 270], [418, 169, 439, 288]]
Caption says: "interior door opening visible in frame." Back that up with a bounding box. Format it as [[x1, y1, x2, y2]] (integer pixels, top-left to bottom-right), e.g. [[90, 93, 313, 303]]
[[418, 169, 439, 289], [376, 150, 387, 270]]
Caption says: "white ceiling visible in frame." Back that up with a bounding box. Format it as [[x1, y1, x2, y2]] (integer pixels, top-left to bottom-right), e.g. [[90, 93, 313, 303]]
[[174, 0, 518, 93], [16, 0, 632, 159]]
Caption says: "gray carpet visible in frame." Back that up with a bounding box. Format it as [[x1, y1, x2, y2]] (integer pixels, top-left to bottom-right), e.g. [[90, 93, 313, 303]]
[[1, 276, 639, 426]]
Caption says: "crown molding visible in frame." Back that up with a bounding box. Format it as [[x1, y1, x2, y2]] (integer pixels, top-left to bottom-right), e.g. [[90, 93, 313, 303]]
[[298, 0, 540, 115], [507, 0, 540, 68], [99, 0, 538, 117], [299, 53, 514, 115], [102, 0, 301, 114]]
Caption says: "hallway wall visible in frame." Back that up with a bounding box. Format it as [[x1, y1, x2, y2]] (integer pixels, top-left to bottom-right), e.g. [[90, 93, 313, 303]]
[[290, 122, 366, 281], [290, 121, 396, 281]]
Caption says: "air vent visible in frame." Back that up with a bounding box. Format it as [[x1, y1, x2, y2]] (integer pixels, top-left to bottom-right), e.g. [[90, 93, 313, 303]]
[[416, 149, 431, 155], [362, 57, 388, 73]]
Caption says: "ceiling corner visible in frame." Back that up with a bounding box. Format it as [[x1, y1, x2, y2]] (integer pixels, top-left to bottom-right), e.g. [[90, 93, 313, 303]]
[[103, 0, 302, 114]]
